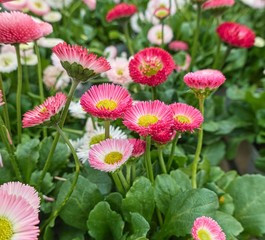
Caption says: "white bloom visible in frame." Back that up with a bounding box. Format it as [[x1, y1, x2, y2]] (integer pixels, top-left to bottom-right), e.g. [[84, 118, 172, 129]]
[[0, 52, 18, 73], [43, 11, 62, 22], [0, 153, 3, 168], [37, 37, 64, 48], [21, 53, 38, 66], [69, 101, 86, 119], [46, 0, 73, 9], [130, 12, 145, 33], [240, 0, 265, 8], [51, 53, 64, 70], [103, 45, 118, 59], [76, 126, 127, 163], [147, 24, 173, 45], [254, 37, 265, 48], [27, 0, 50, 16]]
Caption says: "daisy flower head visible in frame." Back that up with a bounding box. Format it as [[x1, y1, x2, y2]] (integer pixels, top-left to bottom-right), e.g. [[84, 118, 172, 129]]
[[129, 47, 175, 86], [80, 83, 132, 120], [0, 11, 43, 44], [154, 6, 170, 20], [240, 0, 265, 9], [0, 51, 17, 73], [202, 0, 235, 11], [192, 216, 226, 240], [151, 127, 176, 145], [89, 138, 133, 172], [69, 100, 86, 119], [147, 24, 173, 46], [0, 189, 40, 240], [52, 42, 111, 82], [22, 92, 67, 128], [1, 0, 27, 11], [77, 125, 127, 163], [168, 40, 189, 51], [123, 100, 174, 137], [216, 22, 255, 48], [0, 89, 5, 107], [27, 0, 51, 16], [0, 182, 40, 214], [43, 11, 62, 23], [106, 3, 137, 22], [128, 138, 146, 158], [83, 0, 96, 10], [184, 69, 226, 97], [170, 103, 203, 132]]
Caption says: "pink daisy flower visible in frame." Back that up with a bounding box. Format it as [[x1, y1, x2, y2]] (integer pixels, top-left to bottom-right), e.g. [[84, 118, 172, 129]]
[[22, 92, 67, 128], [80, 83, 132, 120], [123, 100, 174, 136], [1, 0, 27, 11], [83, 0, 96, 10], [0, 0, 15, 2], [154, 6, 170, 19], [52, 42, 111, 81], [184, 69, 226, 90], [175, 53, 191, 72], [168, 40, 189, 51], [151, 127, 176, 144], [106, 3, 137, 22], [129, 47, 175, 86], [89, 138, 133, 172], [0, 90, 5, 107], [170, 103, 204, 132], [0, 182, 40, 214], [0, 189, 39, 240], [0, 11, 43, 44], [216, 22, 256, 48], [202, 0, 235, 10], [192, 216, 226, 240], [128, 138, 146, 158], [27, 0, 51, 16]]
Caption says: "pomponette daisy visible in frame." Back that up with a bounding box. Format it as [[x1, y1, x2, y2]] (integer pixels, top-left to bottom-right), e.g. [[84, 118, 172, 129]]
[[106, 3, 137, 22], [89, 138, 133, 172], [80, 83, 132, 120], [216, 22, 255, 48], [128, 138, 146, 158], [170, 103, 204, 132], [22, 92, 67, 128], [202, 0, 235, 11], [192, 216, 226, 240], [52, 42, 111, 82], [0, 183, 40, 240], [129, 47, 175, 86], [123, 100, 174, 136]]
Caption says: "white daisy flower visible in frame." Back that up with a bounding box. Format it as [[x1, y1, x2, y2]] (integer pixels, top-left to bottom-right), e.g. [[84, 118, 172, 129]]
[[43, 11, 62, 23], [37, 37, 64, 48], [0, 52, 18, 73], [69, 100, 86, 119]]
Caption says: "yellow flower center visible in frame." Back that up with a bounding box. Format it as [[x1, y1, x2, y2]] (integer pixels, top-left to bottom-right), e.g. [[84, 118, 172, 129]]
[[89, 134, 108, 146], [40, 106, 48, 113], [34, 2, 42, 8], [139, 58, 163, 77], [176, 115, 191, 123], [156, 31, 162, 40], [0, 217, 13, 240], [96, 99, 117, 111], [197, 229, 211, 240], [104, 152, 123, 164], [117, 69, 124, 76], [138, 114, 159, 127]]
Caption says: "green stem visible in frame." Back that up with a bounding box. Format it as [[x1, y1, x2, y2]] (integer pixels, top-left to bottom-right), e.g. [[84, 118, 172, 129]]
[[111, 172, 125, 194], [220, 46, 232, 70], [151, 86, 157, 101], [34, 41, 47, 138], [161, 20, 165, 48], [126, 163, 131, 185], [41, 124, 80, 233], [15, 44, 22, 143], [158, 146, 167, 174], [156, 207, 163, 226], [38, 80, 80, 190], [0, 116, 23, 181], [145, 136, 154, 183], [104, 120, 110, 139], [167, 133, 180, 171], [118, 170, 130, 192], [62, 127, 84, 135], [131, 163, 136, 182], [0, 73, 11, 133], [190, 3, 202, 71], [123, 21, 134, 56], [191, 97, 205, 189]]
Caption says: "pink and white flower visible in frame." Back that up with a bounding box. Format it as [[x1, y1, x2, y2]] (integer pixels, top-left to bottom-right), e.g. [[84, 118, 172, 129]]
[[128, 138, 146, 157], [27, 0, 51, 16], [89, 138, 133, 172], [83, 0, 96, 10], [147, 24, 173, 46], [202, 0, 235, 10], [2, 0, 27, 11], [240, 0, 265, 9], [168, 40, 189, 51]]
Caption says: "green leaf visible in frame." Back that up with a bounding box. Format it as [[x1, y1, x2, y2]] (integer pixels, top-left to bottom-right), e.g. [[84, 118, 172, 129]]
[[87, 201, 124, 240], [105, 192, 123, 214], [30, 171, 54, 195], [227, 175, 265, 236], [155, 188, 219, 239], [57, 175, 103, 231], [218, 193, 235, 215], [215, 211, 243, 238], [170, 169, 192, 191], [59, 226, 85, 240], [122, 177, 155, 223], [16, 138, 39, 183], [202, 141, 226, 166]]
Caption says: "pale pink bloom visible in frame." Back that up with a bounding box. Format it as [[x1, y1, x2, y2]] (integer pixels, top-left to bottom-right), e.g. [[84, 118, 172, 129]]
[[154, 6, 170, 20], [0, 189, 40, 239], [192, 216, 226, 240], [0, 11, 43, 44], [128, 138, 146, 157], [184, 69, 226, 90], [43, 11, 62, 23], [0, 90, 4, 107], [168, 40, 189, 51], [202, 0, 235, 10], [83, 0, 96, 10], [0, 182, 40, 214], [175, 53, 191, 71], [147, 24, 173, 46], [51, 52, 64, 70], [38, 21, 53, 37], [2, 0, 27, 11], [0, 0, 16, 2], [123, 100, 174, 137], [37, 37, 64, 48], [104, 45, 118, 59], [106, 57, 132, 86], [1, 44, 16, 53], [240, 0, 265, 8], [80, 83, 132, 120], [130, 12, 145, 33], [27, 0, 51, 16], [43, 195, 55, 202], [170, 103, 203, 132], [89, 139, 133, 172], [22, 92, 67, 128]]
